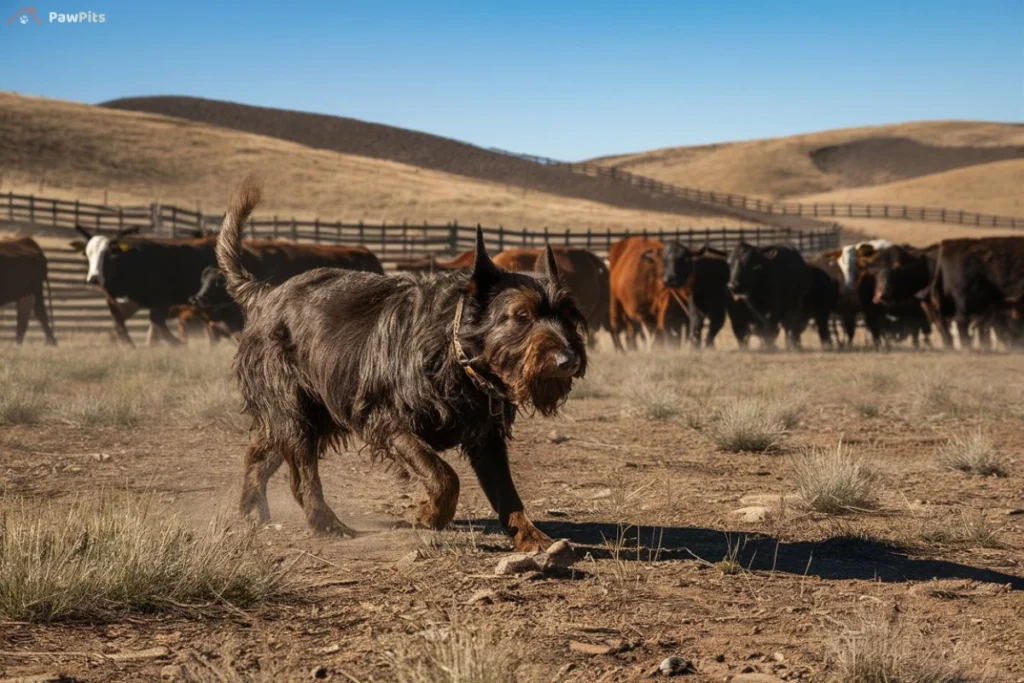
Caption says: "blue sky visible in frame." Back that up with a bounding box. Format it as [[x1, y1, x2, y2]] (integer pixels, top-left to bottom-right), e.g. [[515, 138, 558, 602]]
[[2, 1, 1021, 160]]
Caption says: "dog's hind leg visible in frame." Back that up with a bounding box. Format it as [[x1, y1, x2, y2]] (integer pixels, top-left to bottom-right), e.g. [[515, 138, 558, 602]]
[[391, 433, 460, 530], [465, 428, 553, 552], [286, 430, 359, 537], [239, 437, 284, 525]]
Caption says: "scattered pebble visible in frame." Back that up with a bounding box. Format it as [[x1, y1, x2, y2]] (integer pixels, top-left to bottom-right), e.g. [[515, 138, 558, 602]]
[[731, 506, 770, 522], [107, 646, 171, 662], [160, 665, 184, 680], [658, 655, 694, 676], [591, 488, 613, 500], [310, 665, 328, 679], [548, 430, 570, 444], [773, 652, 785, 663], [495, 540, 577, 575], [315, 643, 341, 655]]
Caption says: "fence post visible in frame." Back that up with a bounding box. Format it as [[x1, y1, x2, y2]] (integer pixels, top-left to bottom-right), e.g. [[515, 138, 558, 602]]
[[74, 199, 80, 227], [606, 229, 611, 252], [564, 228, 570, 245], [499, 226, 505, 252], [941, 208, 946, 222], [522, 227, 527, 247], [359, 220, 365, 245], [314, 218, 320, 243], [382, 221, 387, 253], [291, 217, 297, 241], [337, 221, 342, 243], [586, 228, 591, 249], [28, 195, 34, 223], [273, 215, 279, 239], [118, 207, 124, 232], [449, 223, 458, 254]]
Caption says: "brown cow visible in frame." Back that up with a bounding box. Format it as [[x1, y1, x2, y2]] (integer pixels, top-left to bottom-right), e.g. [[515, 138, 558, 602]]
[[393, 250, 475, 272], [491, 247, 611, 347], [608, 237, 687, 351], [0, 237, 57, 345]]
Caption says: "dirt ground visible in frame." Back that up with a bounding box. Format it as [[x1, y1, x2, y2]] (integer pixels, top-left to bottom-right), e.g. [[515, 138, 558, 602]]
[[1, 338, 1022, 683]]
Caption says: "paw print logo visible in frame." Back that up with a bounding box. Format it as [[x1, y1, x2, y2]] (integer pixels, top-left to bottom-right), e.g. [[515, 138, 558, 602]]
[[6, 7, 44, 25]]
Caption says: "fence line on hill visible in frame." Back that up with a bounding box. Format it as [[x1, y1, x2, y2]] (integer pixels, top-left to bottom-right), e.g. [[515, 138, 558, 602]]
[[488, 148, 1024, 230], [1, 191, 840, 342]]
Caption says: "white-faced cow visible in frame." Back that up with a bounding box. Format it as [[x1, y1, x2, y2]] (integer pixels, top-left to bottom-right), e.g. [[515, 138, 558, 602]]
[[70, 225, 217, 346]]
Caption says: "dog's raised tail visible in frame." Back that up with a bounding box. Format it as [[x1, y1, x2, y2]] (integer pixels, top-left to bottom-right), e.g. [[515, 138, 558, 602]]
[[216, 176, 265, 311]]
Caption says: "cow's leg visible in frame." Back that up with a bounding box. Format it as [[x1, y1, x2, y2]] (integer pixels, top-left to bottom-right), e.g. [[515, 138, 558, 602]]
[[32, 287, 57, 346], [609, 297, 626, 352], [815, 311, 833, 350], [690, 309, 706, 348], [391, 433, 460, 531], [105, 297, 135, 347], [466, 427, 552, 553], [148, 307, 182, 346], [841, 312, 857, 349], [14, 295, 32, 345], [240, 439, 285, 524], [703, 308, 725, 349]]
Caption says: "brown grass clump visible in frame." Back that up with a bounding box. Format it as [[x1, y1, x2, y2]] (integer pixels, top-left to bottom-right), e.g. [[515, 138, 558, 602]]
[[708, 397, 789, 452], [827, 616, 976, 683], [388, 620, 523, 683], [937, 433, 1009, 477], [0, 496, 280, 622], [792, 442, 881, 514], [920, 509, 1003, 549]]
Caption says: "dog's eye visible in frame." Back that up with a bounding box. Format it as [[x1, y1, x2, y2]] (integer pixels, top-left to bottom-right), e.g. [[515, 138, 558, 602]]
[[514, 309, 531, 323]]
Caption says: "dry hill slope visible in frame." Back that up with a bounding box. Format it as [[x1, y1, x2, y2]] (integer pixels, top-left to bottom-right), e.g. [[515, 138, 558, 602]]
[[101, 95, 734, 220], [592, 121, 1024, 202], [0, 93, 748, 231]]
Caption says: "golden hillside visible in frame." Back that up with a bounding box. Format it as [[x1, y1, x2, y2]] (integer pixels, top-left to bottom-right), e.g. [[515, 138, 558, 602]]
[[0, 93, 747, 232], [592, 121, 1024, 203]]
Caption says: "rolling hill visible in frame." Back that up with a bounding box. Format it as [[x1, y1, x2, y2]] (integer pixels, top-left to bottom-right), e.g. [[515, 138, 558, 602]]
[[99, 95, 735, 222], [591, 121, 1024, 202], [0, 93, 748, 232]]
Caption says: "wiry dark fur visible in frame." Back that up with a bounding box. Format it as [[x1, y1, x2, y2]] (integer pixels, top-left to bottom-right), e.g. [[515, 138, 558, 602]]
[[217, 177, 587, 550]]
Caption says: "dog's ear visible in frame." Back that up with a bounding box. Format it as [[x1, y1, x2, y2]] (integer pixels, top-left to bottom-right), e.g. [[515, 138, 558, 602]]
[[467, 226, 500, 298], [538, 244, 562, 284]]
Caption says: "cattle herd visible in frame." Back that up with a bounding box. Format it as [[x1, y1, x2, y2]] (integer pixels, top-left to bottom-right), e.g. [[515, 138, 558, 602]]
[[1, 227, 1022, 350]]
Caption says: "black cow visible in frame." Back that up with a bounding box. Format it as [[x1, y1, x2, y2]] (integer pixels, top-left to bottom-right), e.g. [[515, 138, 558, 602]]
[[662, 243, 757, 348], [727, 243, 812, 350], [188, 241, 385, 336], [0, 237, 57, 345], [870, 244, 953, 347], [929, 237, 1024, 349], [802, 262, 840, 349]]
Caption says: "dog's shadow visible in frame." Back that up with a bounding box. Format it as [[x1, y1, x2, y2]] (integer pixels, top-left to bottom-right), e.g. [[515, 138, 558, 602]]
[[455, 518, 1024, 590]]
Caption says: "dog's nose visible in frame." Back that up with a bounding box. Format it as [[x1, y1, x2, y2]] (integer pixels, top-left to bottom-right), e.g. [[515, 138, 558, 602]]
[[554, 351, 578, 374]]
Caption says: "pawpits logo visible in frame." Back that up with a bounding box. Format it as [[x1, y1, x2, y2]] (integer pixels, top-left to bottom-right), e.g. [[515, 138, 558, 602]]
[[6, 6, 106, 25]]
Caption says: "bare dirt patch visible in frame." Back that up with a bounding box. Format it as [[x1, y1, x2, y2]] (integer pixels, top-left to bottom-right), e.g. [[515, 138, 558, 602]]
[[1, 341, 1022, 682]]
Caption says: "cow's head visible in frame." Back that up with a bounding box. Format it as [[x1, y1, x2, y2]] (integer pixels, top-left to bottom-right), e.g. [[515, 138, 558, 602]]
[[69, 225, 141, 288], [189, 266, 233, 313], [727, 243, 770, 299], [662, 242, 695, 289], [869, 245, 914, 305]]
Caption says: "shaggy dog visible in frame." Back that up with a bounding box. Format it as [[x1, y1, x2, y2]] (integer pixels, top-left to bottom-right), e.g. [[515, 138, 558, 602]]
[[217, 178, 587, 552]]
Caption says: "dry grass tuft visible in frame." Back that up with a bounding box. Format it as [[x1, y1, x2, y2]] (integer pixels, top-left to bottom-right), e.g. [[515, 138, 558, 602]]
[[937, 433, 1009, 477], [0, 384, 48, 425], [827, 616, 976, 683], [389, 620, 523, 683], [708, 397, 789, 452], [920, 509, 1002, 549], [0, 496, 280, 622], [792, 441, 881, 514], [623, 370, 680, 421], [596, 524, 663, 586], [414, 527, 481, 559]]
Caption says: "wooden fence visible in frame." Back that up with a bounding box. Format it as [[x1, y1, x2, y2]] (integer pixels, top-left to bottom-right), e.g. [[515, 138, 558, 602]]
[[1, 192, 840, 343], [490, 149, 1024, 230]]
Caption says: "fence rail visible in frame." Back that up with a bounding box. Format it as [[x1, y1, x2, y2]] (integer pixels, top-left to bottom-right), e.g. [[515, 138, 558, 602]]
[[1, 191, 840, 342], [489, 148, 1024, 230]]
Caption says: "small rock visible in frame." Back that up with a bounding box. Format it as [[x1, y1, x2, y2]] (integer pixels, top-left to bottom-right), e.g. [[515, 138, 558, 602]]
[[773, 652, 785, 663], [569, 640, 616, 656], [107, 646, 171, 662], [731, 506, 770, 522], [545, 509, 571, 517], [970, 618, 983, 625], [548, 430, 570, 444], [714, 653, 726, 663], [1008, 509, 1024, 516], [535, 539, 577, 571], [466, 589, 498, 605], [315, 643, 341, 655], [161, 664, 184, 680], [731, 674, 785, 683], [739, 494, 795, 506], [92, 453, 111, 462], [495, 553, 540, 576], [658, 655, 694, 676], [591, 488, 613, 500], [741, 665, 756, 673], [311, 665, 328, 679]]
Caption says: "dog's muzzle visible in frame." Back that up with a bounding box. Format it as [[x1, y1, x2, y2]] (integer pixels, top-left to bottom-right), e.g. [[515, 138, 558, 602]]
[[550, 350, 580, 378]]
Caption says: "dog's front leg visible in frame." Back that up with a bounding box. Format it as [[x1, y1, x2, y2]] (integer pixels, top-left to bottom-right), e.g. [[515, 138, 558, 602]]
[[466, 428, 553, 552], [392, 434, 460, 530]]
